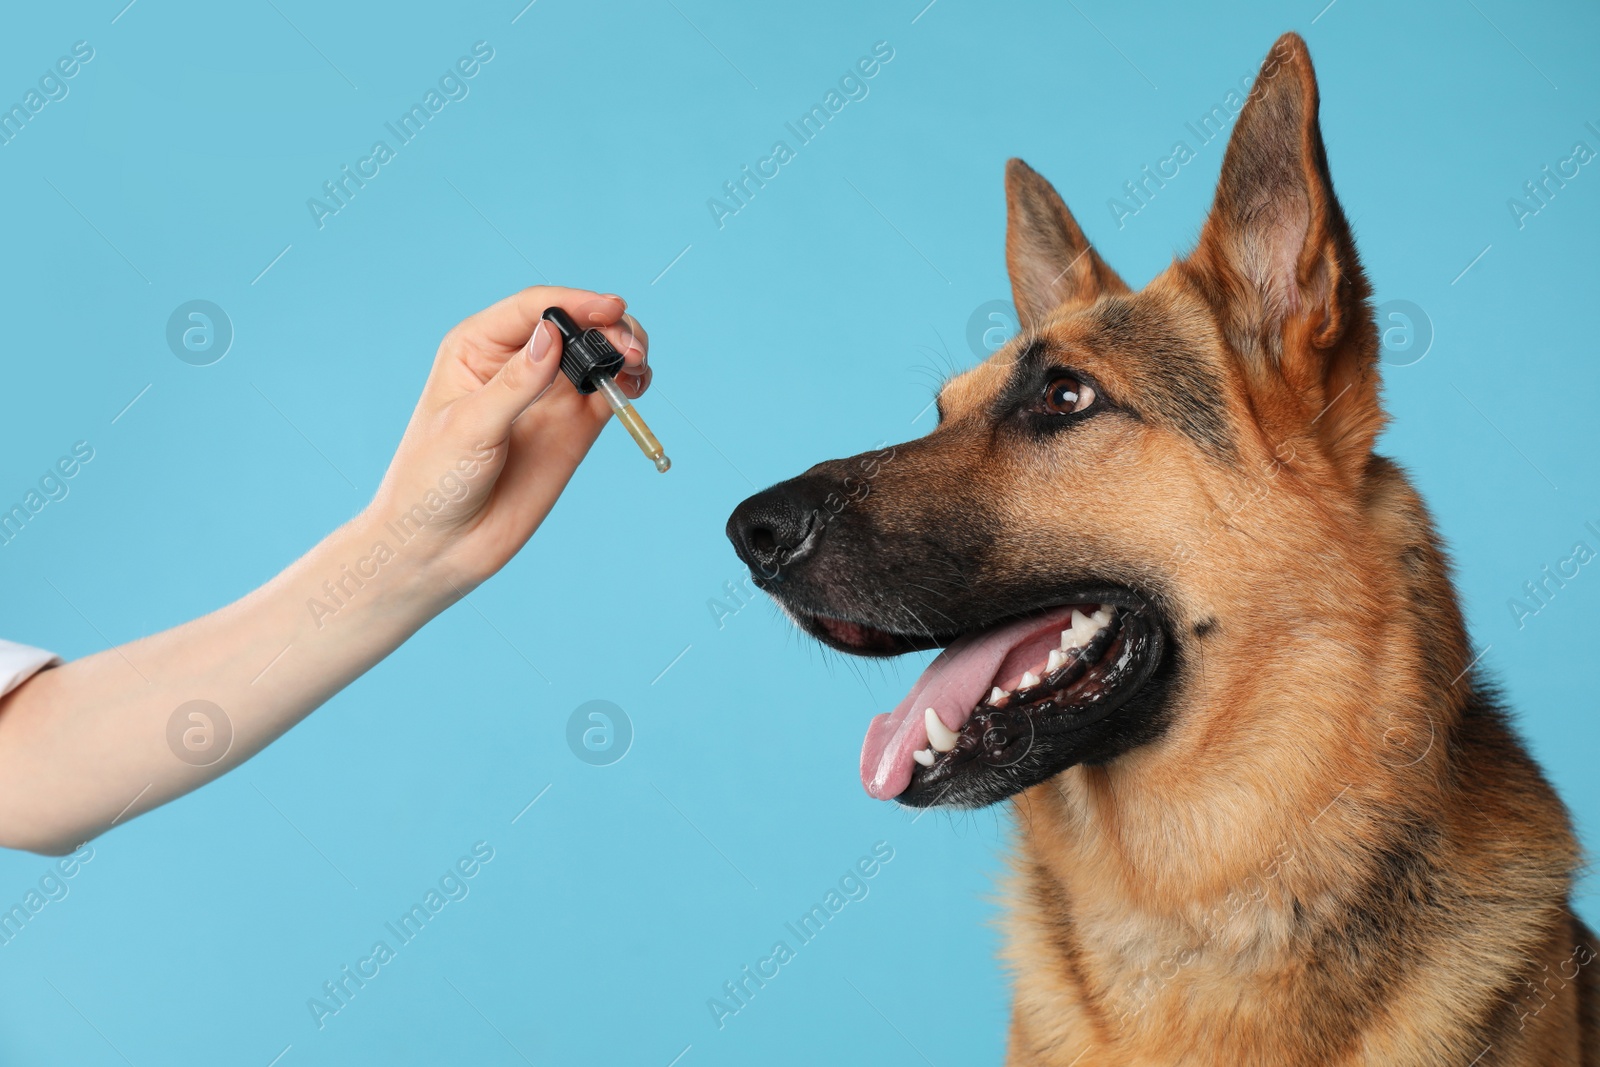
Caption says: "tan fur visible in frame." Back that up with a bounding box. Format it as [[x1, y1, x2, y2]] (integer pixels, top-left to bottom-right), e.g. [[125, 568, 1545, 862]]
[[729, 31, 1595, 1063], [937, 33, 1597, 1067]]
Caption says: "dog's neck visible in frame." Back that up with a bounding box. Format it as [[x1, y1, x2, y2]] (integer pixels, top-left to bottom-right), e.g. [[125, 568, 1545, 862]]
[[1001, 456, 1580, 1064]]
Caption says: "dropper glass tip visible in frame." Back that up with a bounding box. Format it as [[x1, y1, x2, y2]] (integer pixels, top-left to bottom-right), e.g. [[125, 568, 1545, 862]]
[[592, 374, 670, 473]]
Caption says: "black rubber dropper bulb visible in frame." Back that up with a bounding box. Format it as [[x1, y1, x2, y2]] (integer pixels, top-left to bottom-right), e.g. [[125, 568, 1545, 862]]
[[541, 306, 670, 473]]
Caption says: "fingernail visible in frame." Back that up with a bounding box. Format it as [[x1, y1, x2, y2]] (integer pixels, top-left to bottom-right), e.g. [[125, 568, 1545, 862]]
[[584, 295, 623, 323], [529, 320, 554, 363]]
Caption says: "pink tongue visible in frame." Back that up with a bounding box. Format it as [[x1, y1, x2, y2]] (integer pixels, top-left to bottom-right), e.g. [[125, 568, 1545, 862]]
[[858, 607, 1078, 800]]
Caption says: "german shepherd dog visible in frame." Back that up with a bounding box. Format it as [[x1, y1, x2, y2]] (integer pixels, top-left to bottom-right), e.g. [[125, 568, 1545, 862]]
[[725, 33, 1596, 1066]]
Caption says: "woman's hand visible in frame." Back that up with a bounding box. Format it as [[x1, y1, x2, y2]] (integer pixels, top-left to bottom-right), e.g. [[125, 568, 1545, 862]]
[[367, 285, 650, 601]]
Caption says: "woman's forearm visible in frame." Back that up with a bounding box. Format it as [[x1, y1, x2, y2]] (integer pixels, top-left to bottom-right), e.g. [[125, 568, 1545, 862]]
[[0, 286, 648, 855], [0, 509, 448, 854]]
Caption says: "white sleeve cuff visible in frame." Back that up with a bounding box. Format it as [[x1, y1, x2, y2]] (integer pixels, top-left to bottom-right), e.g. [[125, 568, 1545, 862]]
[[0, 639, 62, 699]]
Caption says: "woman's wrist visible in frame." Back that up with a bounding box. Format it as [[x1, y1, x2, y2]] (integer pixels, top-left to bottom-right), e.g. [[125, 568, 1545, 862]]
[[299, 507, 463, 638]]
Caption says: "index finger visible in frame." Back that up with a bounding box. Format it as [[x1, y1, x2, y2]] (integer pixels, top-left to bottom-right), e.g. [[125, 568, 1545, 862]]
[[454, 286, 628, 355]]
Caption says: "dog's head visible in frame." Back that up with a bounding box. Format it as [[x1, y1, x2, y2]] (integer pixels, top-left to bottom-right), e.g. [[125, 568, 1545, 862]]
[[727, 33, 1386, 809]]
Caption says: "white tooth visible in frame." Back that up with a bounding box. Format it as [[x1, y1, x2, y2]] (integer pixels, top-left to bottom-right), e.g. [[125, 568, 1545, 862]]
[[913, 748, 936, 767], [925, 707, 960, 753], [1019, 671, 1041, 689], [1046, 649, 1067, 673], [1060, 629, 1075, 651], [1064, 609, 1096, 649], [1091, 606, 1114, 627], [987, 686, 1007, 705]]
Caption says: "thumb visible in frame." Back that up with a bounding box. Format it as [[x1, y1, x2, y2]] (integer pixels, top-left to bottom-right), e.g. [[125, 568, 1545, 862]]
[[463, 319, 564, 435]]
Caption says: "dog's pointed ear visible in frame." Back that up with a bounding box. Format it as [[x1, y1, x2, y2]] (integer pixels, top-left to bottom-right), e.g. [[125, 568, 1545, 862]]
[[1005, 158, 1128, 328], [1186, 33, 1380, 477]]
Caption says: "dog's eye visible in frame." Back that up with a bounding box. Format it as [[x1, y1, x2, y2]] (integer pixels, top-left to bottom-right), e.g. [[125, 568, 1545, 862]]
[[1041, 375, 1095, 416]]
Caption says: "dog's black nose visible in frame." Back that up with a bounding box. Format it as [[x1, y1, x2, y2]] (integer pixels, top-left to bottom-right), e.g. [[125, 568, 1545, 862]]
[[726, 480, 828, 579]]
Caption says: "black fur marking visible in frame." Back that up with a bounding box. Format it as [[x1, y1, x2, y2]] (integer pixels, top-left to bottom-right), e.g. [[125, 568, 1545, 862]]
[[1087, 298, 1236, 460], [1457, 910, 1595, 1061], [1029, 859, 1112, 1041], [1193, 617, 1217, 638], [1467, 957, 1539, 1066], [1578, 919, 1599, 1066], [1294, 820, 1445, 1057]]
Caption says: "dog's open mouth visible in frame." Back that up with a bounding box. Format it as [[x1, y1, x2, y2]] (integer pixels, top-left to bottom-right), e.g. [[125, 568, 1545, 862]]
[[794, 596, 1165, 805]]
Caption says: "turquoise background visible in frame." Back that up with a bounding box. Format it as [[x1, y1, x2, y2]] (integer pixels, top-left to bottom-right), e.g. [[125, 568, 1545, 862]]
[[0, 0, 1596, 1063]]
